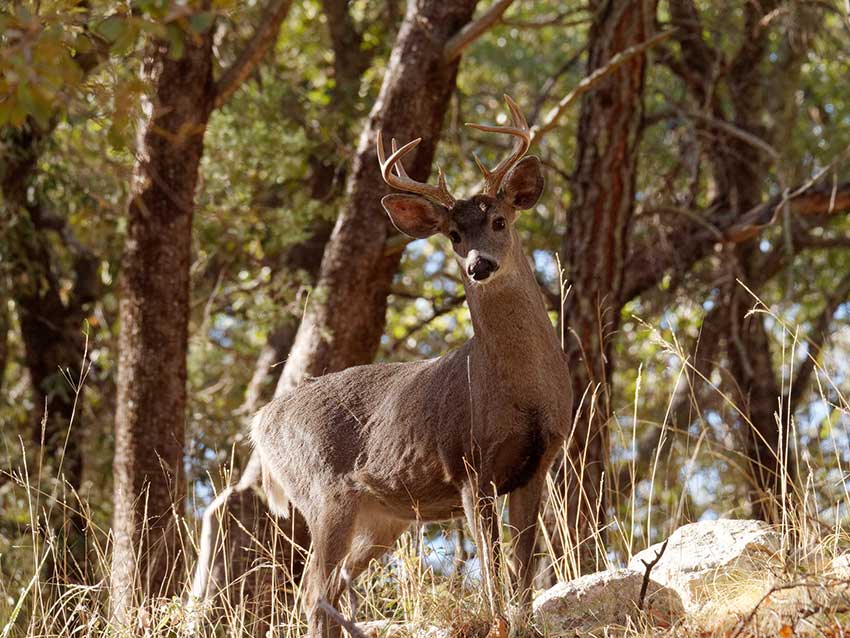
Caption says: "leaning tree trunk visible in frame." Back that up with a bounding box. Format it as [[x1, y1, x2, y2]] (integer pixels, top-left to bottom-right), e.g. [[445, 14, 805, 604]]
[[110, 31, 216, 617], [191, 0, 481, 618], [277, 0, 479, 393], [558, 0, 655, 573]]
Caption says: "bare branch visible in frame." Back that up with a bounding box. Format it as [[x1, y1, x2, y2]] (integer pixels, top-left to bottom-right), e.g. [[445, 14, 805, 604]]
[[318, 598, 370, 638], [638, 538, 669, 611], [389, 295, 466, 353], [529, 29, 675, 146], [683, 110, 780, 161], [622, 181, 850, 304], [443, 0, 516, 63], [501, 5, 589, 29], [528, 43, 588, 126], [213, 0, 294, 110]]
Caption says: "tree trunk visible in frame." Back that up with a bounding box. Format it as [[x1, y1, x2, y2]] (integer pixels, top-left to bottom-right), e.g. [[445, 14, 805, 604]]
[[191, 0, 481, 616], [661, 0, 800, 522], [725, 269, 790, 522], [1, 125, 99, 578], [110, 32, 216, 616], [277, 0, 479, 392], [712, 0, 796, 522], [558, 0, 654, 572]]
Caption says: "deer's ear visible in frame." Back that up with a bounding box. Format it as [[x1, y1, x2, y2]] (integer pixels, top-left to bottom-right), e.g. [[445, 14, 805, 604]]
[[498, 156, 544, 210], [382, 194, 446, 239]]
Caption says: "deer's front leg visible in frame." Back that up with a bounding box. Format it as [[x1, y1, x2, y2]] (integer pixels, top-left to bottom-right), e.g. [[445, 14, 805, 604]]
[[462, 482, 503, 617], [508, 473, 544, 610]]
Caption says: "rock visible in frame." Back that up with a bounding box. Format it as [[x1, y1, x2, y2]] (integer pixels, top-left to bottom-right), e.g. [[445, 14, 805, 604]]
[[829, 553, 850, 579], [628, 519, 784, 617], [532, 568, 684, 634]]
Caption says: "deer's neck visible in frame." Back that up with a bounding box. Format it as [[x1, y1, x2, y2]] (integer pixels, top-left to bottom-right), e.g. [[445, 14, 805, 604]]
[[464, 238, 560, 371]]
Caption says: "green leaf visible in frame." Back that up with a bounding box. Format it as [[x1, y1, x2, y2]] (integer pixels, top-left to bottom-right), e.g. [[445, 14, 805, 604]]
[[189, 12, 215, 34], [166, 24, 185, 60], [96, 15, 127, 43]]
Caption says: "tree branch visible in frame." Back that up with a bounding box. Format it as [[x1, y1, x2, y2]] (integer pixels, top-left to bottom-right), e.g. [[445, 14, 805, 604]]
[[527, 43, 588, 127], [317, 598, 370, 638], [667, 0, 720, 104], [529, 29, 675, 146], [638, 538, 669, 611], [321, 0, 372, 93], [621, 181, 850, 304], [683, 110, 780, 161], [213, 0, 294, 110], [389, 295, 466, 354], [443, 0, 516, 63]]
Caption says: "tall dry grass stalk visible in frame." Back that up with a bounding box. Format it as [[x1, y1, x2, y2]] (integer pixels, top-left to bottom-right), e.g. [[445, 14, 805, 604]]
[[2, 284, 850, 637]]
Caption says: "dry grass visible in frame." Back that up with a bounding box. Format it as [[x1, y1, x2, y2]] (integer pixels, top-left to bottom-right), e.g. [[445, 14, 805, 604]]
[[2, 288, 850, 637]]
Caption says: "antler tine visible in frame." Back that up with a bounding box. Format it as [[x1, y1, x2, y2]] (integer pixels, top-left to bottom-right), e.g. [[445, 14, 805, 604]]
[[376, 131, 456, 208], [465, 94, 531, 197], [390, 138, 411, 179]]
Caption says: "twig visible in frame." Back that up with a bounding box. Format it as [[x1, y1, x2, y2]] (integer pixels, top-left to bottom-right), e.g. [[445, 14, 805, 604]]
[[638, 538, 669, 610], [529, 29, 676, 146], [318, 597, 371, 638], [528, 43, 589, 126], [683, 109, 780, 160], [389, 295, 466, 353], [443, 0, 516, 63]]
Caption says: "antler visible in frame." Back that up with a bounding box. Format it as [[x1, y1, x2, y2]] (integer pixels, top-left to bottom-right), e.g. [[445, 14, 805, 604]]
[[376, 131, 456, 208], [465, 94, 531, 197]]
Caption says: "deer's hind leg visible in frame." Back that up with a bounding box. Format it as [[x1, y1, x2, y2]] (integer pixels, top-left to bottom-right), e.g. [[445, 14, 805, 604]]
[[303, 495, 358, 638]]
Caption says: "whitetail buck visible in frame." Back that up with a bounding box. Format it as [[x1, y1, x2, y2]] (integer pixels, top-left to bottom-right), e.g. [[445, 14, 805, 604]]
[[252, 96, 572, 638]]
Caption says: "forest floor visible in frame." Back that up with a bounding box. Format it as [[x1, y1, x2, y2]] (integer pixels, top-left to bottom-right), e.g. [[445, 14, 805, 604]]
[[1, 485, 849, 638]]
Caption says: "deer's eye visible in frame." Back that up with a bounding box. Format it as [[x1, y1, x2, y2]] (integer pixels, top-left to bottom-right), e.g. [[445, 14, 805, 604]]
[[449, 231, 461, 244], [492, 217, 506, 231]]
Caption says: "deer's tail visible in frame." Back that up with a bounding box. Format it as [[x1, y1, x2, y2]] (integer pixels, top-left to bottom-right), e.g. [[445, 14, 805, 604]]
[[250, 407, 291, 519]]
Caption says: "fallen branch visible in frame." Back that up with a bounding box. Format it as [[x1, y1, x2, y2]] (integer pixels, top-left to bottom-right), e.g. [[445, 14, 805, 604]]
[[638, 538, 669, 610], [318, 597, 371, 638]]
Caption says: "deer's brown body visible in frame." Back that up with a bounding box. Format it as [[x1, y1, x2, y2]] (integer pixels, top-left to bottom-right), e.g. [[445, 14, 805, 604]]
[[252, 97, 572, 638]]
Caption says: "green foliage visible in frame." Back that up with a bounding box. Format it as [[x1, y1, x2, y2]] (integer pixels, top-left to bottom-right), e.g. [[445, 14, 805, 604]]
[[2, 1, 850, 614]]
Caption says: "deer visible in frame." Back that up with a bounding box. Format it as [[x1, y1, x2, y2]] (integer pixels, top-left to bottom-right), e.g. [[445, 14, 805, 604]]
[[251, 95, 573, 638]]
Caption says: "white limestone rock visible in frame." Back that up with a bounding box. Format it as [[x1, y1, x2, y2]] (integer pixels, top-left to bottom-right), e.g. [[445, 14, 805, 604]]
[[628, 518, 784, 616], [532, 568, 684, 634]]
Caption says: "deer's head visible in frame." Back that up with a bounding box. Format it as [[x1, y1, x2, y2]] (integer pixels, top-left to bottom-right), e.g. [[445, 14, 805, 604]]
[[377, 95, 543, 286]]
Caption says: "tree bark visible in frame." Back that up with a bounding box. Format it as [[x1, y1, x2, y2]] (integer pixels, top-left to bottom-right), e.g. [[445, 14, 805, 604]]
[[110, 30, 216, 616], [558, 0, 654, 571], [191, 0, 481, 617], [110, 1, 292, 614], [278, 0, 479, 393]]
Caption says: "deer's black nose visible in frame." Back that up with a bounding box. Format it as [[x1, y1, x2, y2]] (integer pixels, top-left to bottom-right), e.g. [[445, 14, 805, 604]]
[[468, 256, 499, 281]]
